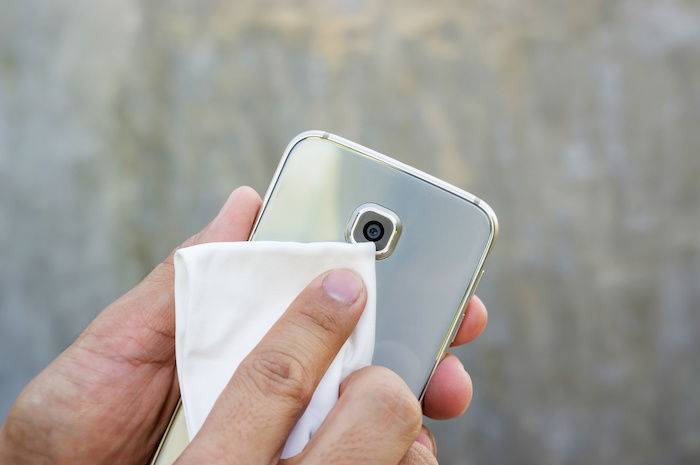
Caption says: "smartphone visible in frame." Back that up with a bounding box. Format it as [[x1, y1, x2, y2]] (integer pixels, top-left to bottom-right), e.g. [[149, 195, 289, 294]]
[[150, 131, 498, 464]]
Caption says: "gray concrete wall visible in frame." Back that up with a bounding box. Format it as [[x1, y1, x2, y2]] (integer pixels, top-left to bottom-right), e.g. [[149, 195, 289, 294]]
[[1, 1, 699, 464]]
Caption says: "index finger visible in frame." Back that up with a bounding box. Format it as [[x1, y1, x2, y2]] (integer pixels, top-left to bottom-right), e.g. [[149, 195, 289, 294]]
[[177, 269, 367, 464]]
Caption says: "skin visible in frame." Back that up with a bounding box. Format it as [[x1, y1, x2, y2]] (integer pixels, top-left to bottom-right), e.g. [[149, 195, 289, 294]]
[[0, 186, 489, 465]]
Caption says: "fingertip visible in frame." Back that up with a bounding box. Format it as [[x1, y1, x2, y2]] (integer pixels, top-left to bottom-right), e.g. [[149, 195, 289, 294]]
[[471, 295, 488, 337], [229, 185, 263, 206], [422, 354, 472, 420], [450, 295, 488, 347], [415, 426, 437, 455], [322, 269, 365, 305], [219, 186, 262, 220], [203, 186, 261, 242]]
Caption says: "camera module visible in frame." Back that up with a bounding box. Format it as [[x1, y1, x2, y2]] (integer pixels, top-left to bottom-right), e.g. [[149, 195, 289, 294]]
[[346, 203, 402, 260]]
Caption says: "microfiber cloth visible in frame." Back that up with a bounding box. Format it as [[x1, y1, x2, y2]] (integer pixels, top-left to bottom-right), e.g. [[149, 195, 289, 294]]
[[174, 241, 377, 458]]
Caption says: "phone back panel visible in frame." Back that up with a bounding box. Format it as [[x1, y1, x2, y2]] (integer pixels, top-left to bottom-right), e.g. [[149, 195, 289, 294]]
[[251, 133, 496, 396]]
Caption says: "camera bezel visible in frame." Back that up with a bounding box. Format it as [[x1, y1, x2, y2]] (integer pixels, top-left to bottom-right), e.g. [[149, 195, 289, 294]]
[[345, 203, 402, 259]]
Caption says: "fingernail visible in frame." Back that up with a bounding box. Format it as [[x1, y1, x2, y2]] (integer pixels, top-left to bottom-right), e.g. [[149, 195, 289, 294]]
[[322, 270, 363, 304], [416, 427, 437, 455]]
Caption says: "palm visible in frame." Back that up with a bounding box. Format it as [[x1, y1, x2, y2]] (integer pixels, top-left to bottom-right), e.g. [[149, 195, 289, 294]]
[[0, 188, 261, 465], [2, 265, 181, 464]]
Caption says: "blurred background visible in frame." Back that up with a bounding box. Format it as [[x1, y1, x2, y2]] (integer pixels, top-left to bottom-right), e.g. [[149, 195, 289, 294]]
[[1, 0, 699, 464]]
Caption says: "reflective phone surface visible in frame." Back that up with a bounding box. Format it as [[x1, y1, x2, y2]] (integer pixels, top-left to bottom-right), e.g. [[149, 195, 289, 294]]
[[252, 133, 496, 395], [150, 132, 497, 464]]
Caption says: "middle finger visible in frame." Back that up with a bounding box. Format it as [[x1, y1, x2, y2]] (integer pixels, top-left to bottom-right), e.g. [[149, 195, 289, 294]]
[[283, 366, 422, 465]]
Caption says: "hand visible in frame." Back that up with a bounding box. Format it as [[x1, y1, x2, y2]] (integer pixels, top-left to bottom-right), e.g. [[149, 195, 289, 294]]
[[0, 187, 488, 464]]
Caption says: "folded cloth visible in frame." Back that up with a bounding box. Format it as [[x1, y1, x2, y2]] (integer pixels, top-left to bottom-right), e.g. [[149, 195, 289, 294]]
[[174, 241, 376, 458]]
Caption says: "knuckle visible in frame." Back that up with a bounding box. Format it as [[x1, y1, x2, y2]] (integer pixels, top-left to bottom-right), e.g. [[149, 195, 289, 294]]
[[241, 349, 314, 407], [295, 300, 342, 338], [145, 261, 175, 287]]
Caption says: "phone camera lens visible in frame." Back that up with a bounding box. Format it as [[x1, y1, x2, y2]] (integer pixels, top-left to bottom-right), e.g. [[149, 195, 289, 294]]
[[362, 221, 385, 242]]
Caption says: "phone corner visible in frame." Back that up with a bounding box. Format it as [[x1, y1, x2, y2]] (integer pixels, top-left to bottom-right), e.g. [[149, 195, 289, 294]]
[[475, 197, 499, 245], [290, 129, 330, 143]]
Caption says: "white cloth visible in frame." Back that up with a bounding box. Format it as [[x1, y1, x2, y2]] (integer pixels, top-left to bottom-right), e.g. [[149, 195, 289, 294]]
[[174, 241, 376, 458]]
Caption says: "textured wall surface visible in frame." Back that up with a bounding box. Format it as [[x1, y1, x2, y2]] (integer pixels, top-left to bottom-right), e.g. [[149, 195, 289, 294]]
[[2, 1, 700, 464]]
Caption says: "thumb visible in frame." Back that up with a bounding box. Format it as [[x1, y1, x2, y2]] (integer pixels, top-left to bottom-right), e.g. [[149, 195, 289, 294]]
[[79, 186, 261, 364]]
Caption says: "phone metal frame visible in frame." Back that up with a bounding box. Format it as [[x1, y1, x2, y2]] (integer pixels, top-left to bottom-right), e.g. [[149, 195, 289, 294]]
[[150, 130, 498, 463]]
